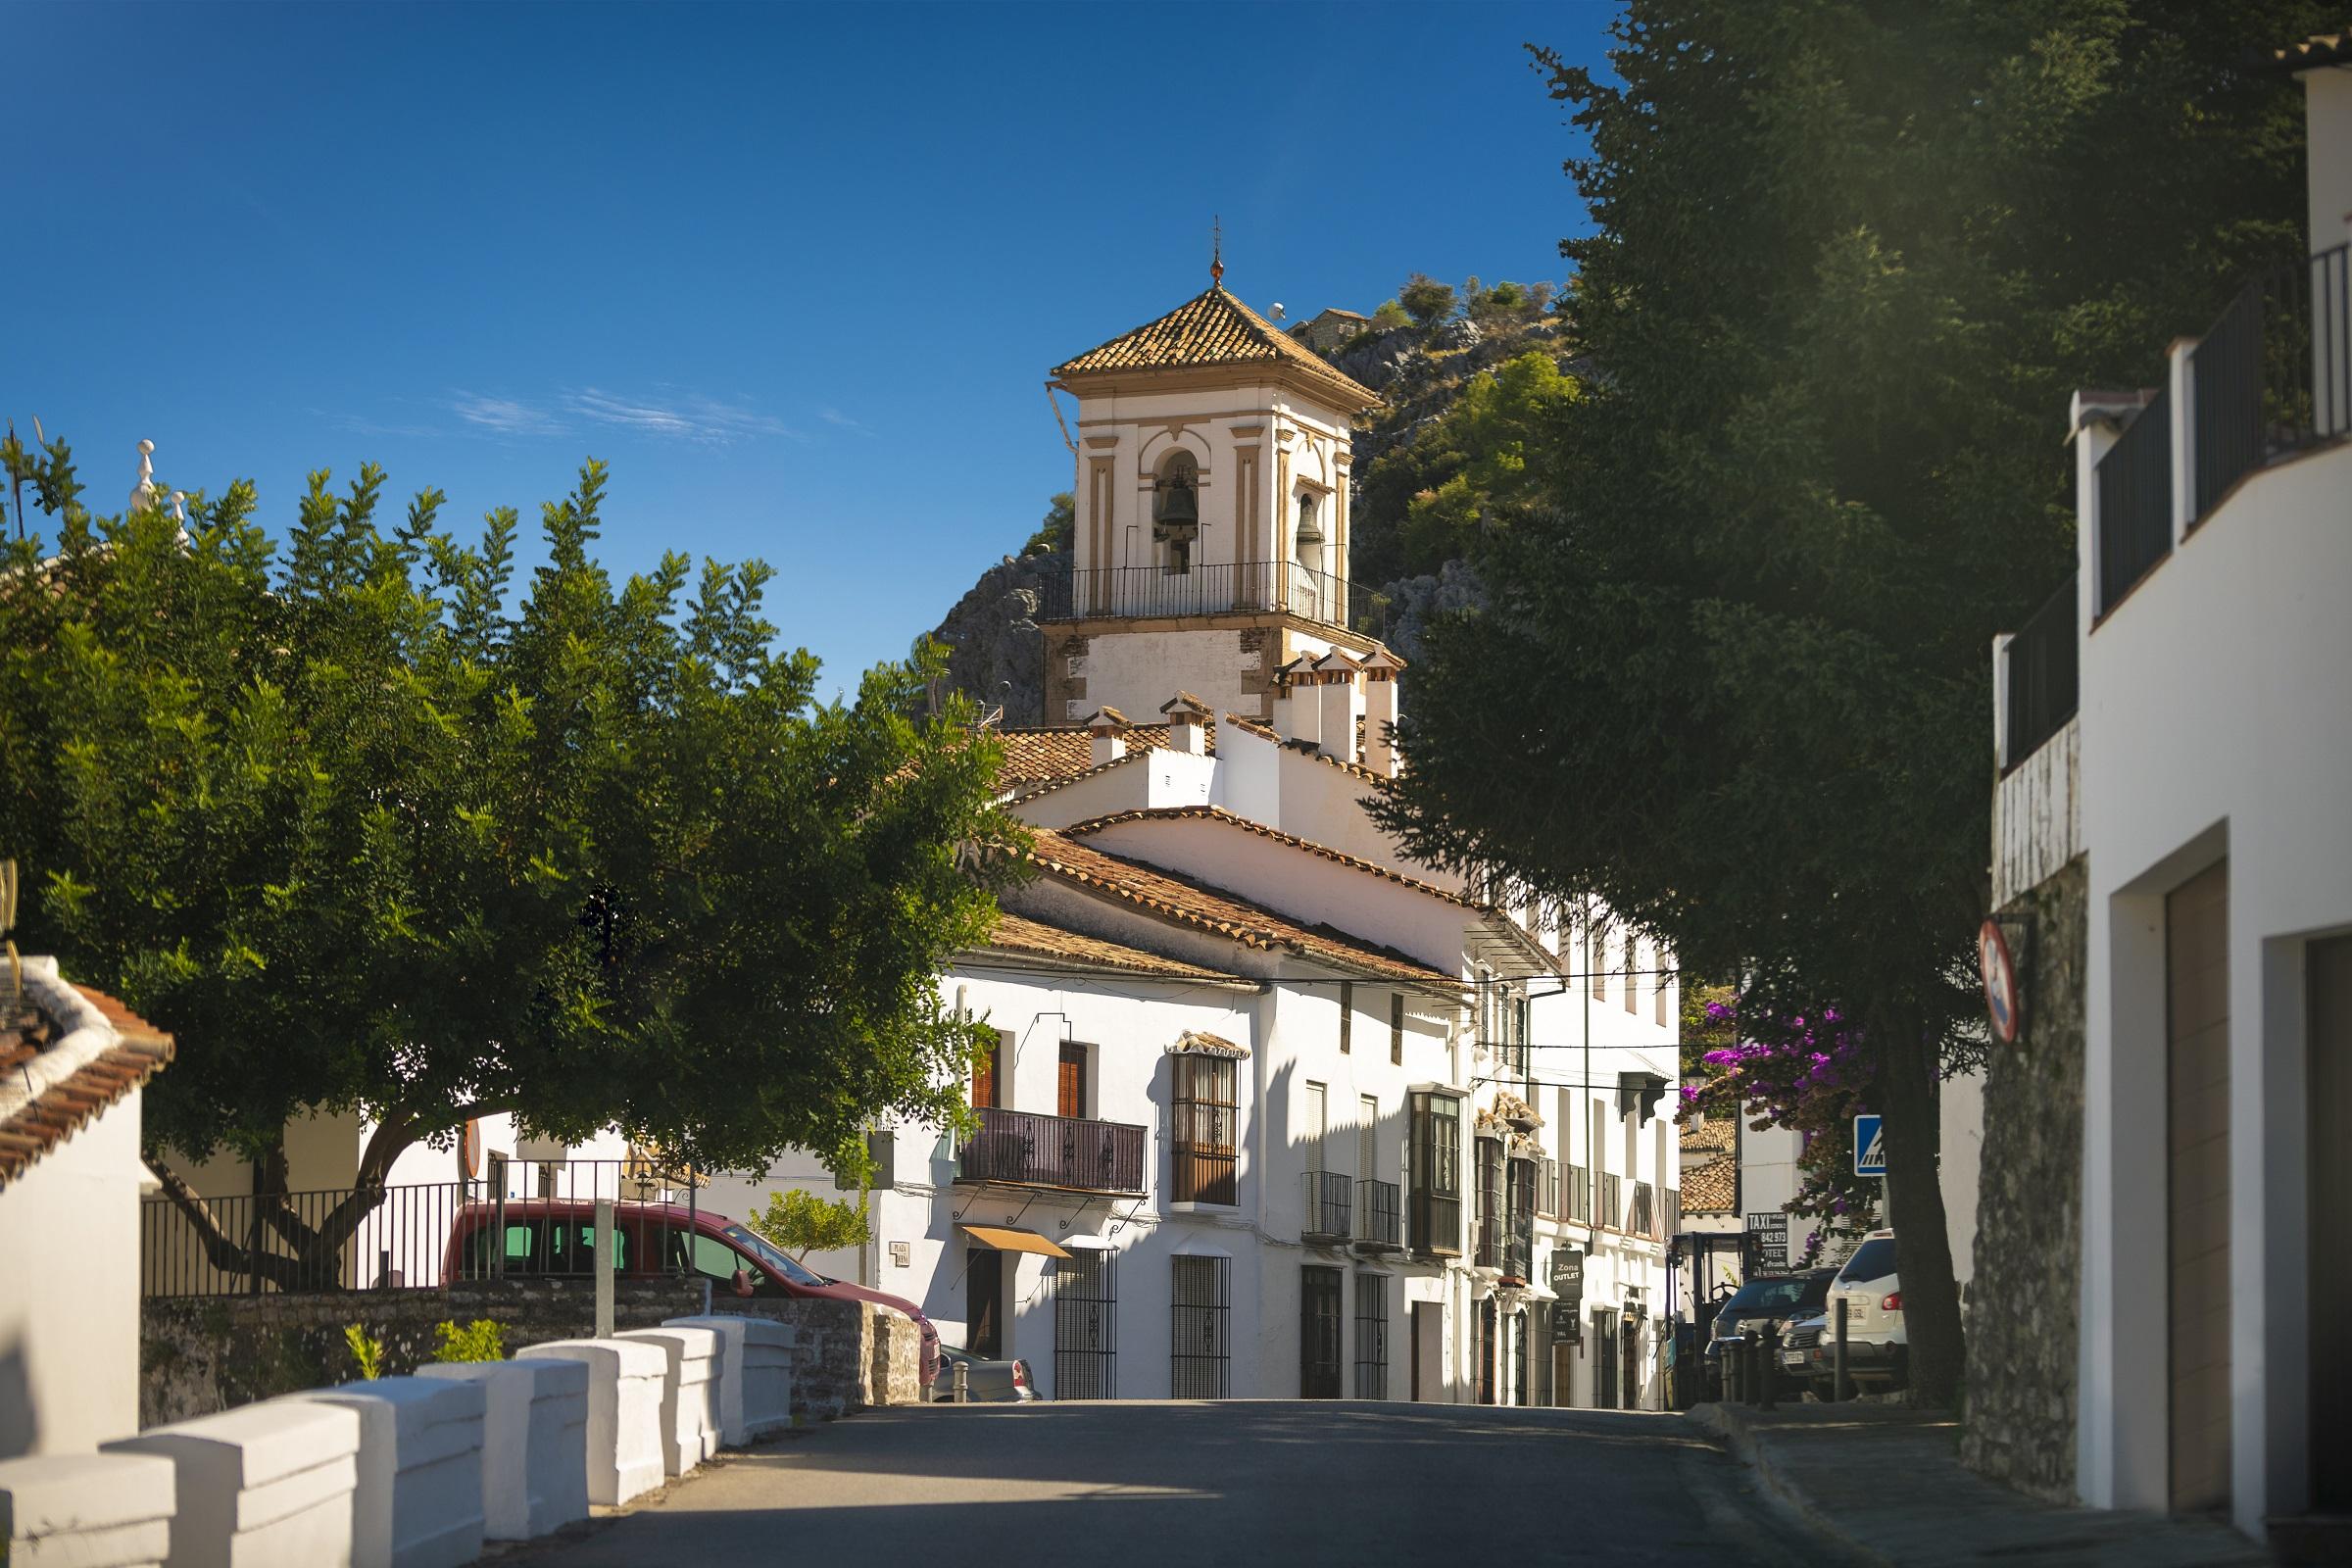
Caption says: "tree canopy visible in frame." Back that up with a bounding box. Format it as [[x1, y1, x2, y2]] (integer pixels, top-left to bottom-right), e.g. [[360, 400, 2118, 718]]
[[0, 435, 1022, 1273], [1374, 0, 2321, 1405]]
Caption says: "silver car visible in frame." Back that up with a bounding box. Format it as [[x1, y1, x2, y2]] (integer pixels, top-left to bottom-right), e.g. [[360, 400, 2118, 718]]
[[927, 1345, 1040, 1403]]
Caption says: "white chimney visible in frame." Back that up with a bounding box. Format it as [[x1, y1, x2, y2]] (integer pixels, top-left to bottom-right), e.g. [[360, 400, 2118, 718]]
[[1085, 707, 1128, 766], [1159, 691, 1211, 756], [1275, 658, 1320, 751], [1360, 647, 1405, 776], [1314, 651, 1361, 764]]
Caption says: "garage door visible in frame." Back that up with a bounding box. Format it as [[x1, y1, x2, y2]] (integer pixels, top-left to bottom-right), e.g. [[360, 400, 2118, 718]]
[[2166, 859, 2230, 1514]]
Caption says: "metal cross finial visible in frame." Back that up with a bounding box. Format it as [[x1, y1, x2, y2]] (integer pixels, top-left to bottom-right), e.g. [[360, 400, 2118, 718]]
[[1211, 215, 1223, 285]]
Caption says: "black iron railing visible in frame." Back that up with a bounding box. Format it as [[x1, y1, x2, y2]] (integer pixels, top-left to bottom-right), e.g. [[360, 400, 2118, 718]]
[[1630, 1181, 1658, 1242], [1302, 1169, 1353, 1241], [2002, 574, 2079, 771], [2192, 242, 2351, 517], [1356, 1177, 1402, 1249], [2096, 387, 2173, 616], [1410, 1188, 1462, 1254], [141, 1156, 701, 1298], [958, 1106, 1147, 1194], [1038, 560, 1391, 640]]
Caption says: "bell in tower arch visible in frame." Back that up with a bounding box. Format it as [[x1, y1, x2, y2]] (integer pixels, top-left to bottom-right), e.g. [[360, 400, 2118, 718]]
[[1154, 457, 1200, 531]]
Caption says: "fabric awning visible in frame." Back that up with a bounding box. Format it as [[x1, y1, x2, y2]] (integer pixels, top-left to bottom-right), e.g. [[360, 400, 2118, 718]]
[[959, 1224, 1070, 1258]]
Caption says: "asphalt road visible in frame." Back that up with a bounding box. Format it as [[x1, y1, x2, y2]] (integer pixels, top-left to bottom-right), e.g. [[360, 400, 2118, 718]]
[[514, 1401, 1828, 1567]]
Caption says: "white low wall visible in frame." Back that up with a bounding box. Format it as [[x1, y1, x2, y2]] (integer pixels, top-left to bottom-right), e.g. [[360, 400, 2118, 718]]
[[514, 1340, 665, 1507], [615, 1328, 720, 1477], [662, 1314, 793, 1446], [0, 1451, 175, 1568], [415, 1357, 587, 1542], [287, 1377, 485, 1568], [105, 1399, 362, 1568]]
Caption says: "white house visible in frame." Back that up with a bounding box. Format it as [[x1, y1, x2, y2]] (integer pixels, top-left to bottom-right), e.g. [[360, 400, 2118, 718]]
[[1985, 34, 2352, 1544], [0, 956, 174, 1457]]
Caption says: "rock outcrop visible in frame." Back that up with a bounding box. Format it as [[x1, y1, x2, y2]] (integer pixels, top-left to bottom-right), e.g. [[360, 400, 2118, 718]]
[[925, 552, 1060, 725]]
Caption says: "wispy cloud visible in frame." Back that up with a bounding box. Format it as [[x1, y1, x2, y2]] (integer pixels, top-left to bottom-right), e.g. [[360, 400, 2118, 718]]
[[819, 407, 874, 436], [564, 387, 801, 445], [318, 408, 449, 441], [449, 393, 567, 438]]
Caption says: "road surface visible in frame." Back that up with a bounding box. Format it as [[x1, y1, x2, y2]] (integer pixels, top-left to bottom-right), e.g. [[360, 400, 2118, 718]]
[[515, 1400, 1827, 1567]]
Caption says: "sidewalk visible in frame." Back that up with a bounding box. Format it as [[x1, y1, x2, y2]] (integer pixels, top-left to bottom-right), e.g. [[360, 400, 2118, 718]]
[[1687, 1402, 2273, 1567]]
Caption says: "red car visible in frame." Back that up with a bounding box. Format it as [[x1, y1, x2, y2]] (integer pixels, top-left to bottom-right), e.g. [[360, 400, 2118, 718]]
[[444, 1199, 939, 1382]]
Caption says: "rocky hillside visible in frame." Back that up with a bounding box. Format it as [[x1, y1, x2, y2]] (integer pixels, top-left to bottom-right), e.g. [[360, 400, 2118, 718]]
[[925, 302, 1576, 724]]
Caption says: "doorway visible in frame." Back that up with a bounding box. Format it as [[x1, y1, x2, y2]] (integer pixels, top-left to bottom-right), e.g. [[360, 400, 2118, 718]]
[[1054, 1249, 1117, 1399], [2310, 934, 2352, 1511], [1300, 1266, 1343, 1398], [966, 1247, 1004, 1359], [1057, 1042, 1089, 1119], [1410, 1301, 1440, 1401], [1592, 1307, 1619, 1409], [2166, 859, 2230, 1514]]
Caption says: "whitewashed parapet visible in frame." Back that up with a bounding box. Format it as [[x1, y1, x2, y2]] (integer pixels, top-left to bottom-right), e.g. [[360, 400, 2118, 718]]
[[104, 1398, 361, 1568], [615, 1327, 720, 1476], [0, 1451, 176, 1568], [662, 1314, 795, 1445], [283, 1377, 484, 1568], [662, 1315, 746, 1447], [1993, 714, 2081, 908], [416, 1357, 587, 1541], [513, 1340, 664, 1507]]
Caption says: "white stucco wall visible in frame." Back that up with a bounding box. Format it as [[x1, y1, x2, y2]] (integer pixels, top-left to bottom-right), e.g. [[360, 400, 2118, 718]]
[[0, 1088, 145, 1457], [2074, 428, 2352, 1531]]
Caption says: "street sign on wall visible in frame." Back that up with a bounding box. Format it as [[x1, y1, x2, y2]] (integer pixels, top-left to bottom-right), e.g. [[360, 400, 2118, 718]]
[[1549, 1247, 1586, 1303], [1853, 1114, 1886, 1177], [1745, 1211, 1789, 1271]]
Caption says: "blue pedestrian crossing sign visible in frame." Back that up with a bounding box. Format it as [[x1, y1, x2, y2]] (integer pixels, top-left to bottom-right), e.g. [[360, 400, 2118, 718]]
[[1853, 1114, 1886, 1177]]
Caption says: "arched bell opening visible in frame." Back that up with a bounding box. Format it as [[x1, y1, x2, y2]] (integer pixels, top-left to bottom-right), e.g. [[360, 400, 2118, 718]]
[[1153, 451, 1200, 576]]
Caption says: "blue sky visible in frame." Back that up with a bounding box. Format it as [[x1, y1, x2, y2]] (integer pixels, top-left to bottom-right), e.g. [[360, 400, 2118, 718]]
[[17, 1, 1610, 695]]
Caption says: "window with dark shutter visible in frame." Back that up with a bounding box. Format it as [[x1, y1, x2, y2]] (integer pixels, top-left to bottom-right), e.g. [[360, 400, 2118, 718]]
[[1390, 993, 1405, 1064], [1339, 981, 1352, 1054], [1171, 1054, 1238, 1204]]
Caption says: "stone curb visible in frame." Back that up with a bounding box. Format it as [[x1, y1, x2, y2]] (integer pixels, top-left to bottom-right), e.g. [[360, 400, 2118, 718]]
[[1685, 1403, 1890, 1568]]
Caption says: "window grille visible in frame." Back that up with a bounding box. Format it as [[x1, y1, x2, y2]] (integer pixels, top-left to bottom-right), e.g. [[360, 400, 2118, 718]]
[[1169, 1254, 1229, 1399], [1353, 1273, 1389, 1399], [1300, 1265, 1344, 1398], [1054, 1249, 1117, 1399], [1339, 981, 1352, 1054], [1171, 1054, 1238, 1204]]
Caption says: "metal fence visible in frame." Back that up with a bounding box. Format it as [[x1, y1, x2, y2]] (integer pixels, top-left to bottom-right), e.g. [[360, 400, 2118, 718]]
[[140, 1155, 702, 1298], [2192, 242, 2351, 517], [956, 1106, 1147, 1195], [1038, 560, 1392, 641], [2095, 385, 2173, 616], [2002, 574, 2079, 770]]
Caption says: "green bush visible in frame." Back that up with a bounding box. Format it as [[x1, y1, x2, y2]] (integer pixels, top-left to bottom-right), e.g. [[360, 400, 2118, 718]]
[[1370, 299, 1411, 331], [344, 1323, 386, 1381], [432, 1318, 508, 1362], [1398, 273, 1455, 328]]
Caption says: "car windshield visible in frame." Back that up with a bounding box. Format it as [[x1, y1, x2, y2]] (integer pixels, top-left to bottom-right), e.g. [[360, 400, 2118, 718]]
[[1799, 1273, 1835, 1310], [723, 1224, 827, 1288], [1838, 1238, 1898, 1283], [1724, 1278, 1810, 1317]]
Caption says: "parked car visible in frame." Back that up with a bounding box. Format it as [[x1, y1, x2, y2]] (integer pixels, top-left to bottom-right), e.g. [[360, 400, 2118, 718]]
[[1701, 1267, 1838, 1398], [927, 1344, 1039, 1403], [1823, 1231, 1904, 1390], [1778, 1311, 1832, 1397], [443, 1198, 941, 1383]]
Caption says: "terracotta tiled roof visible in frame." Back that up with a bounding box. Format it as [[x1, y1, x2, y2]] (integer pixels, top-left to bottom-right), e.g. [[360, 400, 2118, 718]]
[[2273, 32, 2349, 71], [1060, 805, 1469, 906], [1682, 1152, 1738, 1215], [995, 721, 1213, 791], [0, 977, 173, 1189], [1024, 830, 1458, 991], [1680, 1116, 1739, 1154], [978, 912, 1242, 982], [1053, 286, 1381, 410]]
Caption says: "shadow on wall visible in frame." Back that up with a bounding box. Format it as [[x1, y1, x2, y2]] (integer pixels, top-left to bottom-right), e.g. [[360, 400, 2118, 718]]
[[0, 1333, 37, 1458]]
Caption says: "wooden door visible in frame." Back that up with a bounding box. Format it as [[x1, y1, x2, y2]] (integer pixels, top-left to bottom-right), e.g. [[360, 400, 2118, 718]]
[[2167, 859, 2230, 1513], [971, 1031, 1003, 1110], [1057, 1042, 1087, 1119], [2310, 935, 2352, 1511]]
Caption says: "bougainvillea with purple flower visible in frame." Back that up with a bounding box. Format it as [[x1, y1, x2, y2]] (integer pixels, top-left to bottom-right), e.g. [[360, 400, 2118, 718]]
[[1681, 995, 1880, 1259]]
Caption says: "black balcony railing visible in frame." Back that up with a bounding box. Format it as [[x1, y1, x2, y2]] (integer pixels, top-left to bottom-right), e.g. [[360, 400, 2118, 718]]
[[1038, 560, 1391, 640], [957, 1106, 1147, 1194], [2002, 573, 2079, 771], [1303, 1170, 1353, 1241], [2192, 242, 2351, 518], [1356, 1178, 1402, 1250], [1599, 1172, 1623, 1232], [1630, 1181, 1658, 1242], [2095, 386, 2173, 616], [1410, 1188, 1462, 1255]]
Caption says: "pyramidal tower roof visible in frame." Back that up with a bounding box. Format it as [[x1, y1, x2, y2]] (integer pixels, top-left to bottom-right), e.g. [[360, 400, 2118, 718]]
[[1051, 284, 1381, 411]]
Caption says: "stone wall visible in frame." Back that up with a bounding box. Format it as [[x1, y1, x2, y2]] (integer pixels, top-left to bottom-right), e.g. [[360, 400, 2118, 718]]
[[708, 1298, 923, 1417], [1959, 855, 2086, 1500], [140, 1277, 706, 1429]]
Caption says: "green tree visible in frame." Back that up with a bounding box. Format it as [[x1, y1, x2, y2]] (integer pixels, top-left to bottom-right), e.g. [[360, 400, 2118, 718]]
[[1021, 491, 1074, 558], [1369, 299, 1412, 331], [1375, 2, 2319, 1407], [1397, 272, 1457, 328], [752, 1186, 874, 1259], [0, 439, 1024, 1285]]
